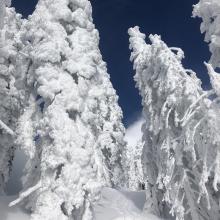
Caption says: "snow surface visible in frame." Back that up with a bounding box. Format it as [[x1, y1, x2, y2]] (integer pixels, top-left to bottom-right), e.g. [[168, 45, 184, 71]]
[[0, 196, 29, 220], [0, 188, 162, 220], [94, 187, 145, 220]]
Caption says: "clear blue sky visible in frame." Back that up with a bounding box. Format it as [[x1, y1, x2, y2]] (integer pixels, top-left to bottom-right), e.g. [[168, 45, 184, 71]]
[[12, 0, 210, 126]]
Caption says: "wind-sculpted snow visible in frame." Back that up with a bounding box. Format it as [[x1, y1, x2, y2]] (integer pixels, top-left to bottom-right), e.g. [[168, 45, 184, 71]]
[[10, 0, 126, 219], [129, 26, 220, 220], [193, 0, 220, 68]]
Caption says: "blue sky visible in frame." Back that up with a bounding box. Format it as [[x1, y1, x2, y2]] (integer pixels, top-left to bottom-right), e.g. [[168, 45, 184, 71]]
[[12, 0, 210, 126]]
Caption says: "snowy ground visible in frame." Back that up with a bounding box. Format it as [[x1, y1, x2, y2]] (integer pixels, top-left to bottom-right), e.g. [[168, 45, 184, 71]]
[[0, 196, 29, 220], [94, 188, 145, 220], [94, 188, 162, 220], [0, 188, 161, 220]]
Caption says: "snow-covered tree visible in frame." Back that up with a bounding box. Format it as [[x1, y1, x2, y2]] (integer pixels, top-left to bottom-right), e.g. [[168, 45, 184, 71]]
[[193, 0, 220, 68], [10, 0, 126, 219], [129, 26, 220, 220], [0, 1, 25, 193], [125, 140, 144, 191]]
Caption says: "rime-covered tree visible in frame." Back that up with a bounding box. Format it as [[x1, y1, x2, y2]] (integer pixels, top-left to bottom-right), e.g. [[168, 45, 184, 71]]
[[129, 140, 144, 191], [124, 138, 144, 191], [129, 26, 220, 220], [10, 0, 126, 219], [0, 1, 25, 193], [193, 0, 220, 68]]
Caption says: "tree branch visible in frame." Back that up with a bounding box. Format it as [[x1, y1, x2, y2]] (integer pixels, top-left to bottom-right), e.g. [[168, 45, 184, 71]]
[[9, 181, 41, 207], [0, 119, 14, 136]]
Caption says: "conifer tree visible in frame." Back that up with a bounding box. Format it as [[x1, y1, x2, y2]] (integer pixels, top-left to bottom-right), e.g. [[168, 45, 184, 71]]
[[0, 1, 25, 193], [193, 0, 220, 68], [125, 139, 144, 191], [129, 26, 220, 220], [11, 0, 126, 219]]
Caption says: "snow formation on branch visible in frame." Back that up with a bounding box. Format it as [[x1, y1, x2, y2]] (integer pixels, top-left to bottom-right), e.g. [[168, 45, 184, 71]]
[[129, 26, 220, 220], [193, 0, 220, 68], [12, 0, 126, 219]]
